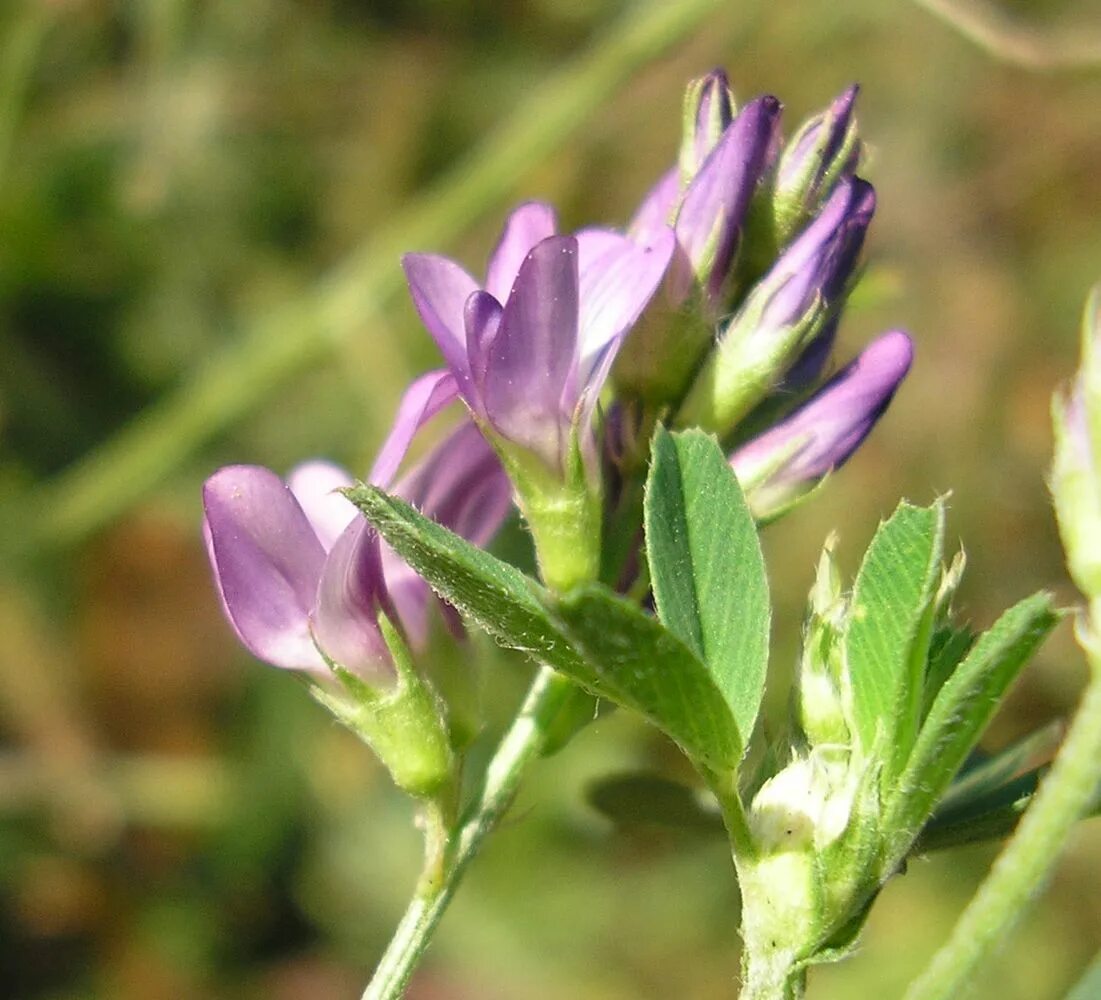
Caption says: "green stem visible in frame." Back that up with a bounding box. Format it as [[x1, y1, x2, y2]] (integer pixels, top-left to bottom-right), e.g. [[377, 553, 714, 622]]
[[362, 667, 577, 1000], [902, 635, 1101, 1000], [11, 0, 729, 558]]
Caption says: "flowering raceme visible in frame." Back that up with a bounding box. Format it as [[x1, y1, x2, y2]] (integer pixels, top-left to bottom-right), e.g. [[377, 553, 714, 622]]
[[195, 68, 1022, 1000]]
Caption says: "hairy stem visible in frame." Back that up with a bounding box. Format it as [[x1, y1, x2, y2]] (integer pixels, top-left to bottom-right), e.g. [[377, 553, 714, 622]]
[[361, 667, 578, 1000]]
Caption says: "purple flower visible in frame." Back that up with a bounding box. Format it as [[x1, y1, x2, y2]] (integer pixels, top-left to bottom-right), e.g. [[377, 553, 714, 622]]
[[203, 422, 511, 680], [677, 177, 876, 433], [401, 201, 675, 474], [730, 330, 913, 517]]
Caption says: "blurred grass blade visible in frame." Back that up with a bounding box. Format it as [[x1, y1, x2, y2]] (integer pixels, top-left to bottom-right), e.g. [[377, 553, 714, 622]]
[[15, 0, 728, 556], [1066, 949, 1101, 1000]]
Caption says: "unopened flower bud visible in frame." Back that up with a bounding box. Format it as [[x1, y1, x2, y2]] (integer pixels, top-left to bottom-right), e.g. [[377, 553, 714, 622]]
[[679, 69, 737, 182], [1052, 289, 1101, 600], [678, 178, 875, 434], [773, 85, 862, 244], [730, 330, 913, 520], [748, 753, 857, 853]]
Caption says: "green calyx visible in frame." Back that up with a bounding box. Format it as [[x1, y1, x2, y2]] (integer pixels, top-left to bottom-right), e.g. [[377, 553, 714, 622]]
[[312, 614, 456, 806]]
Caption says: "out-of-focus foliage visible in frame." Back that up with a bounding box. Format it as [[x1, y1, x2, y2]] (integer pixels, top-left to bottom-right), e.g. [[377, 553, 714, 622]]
[[2, 1, 1100, 997]]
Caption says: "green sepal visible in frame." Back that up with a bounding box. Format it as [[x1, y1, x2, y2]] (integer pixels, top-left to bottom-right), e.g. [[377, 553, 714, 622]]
[[489, 423, 602, 593], [645, 427, 771, 741], [311, 614, 455, 803], [676, 291, 832, 436]]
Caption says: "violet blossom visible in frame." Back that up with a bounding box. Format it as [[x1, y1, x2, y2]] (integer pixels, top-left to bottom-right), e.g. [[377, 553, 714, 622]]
[[203, 421, 511, 682], [400, 201, 675, 478], [730, 329, 914, 518]]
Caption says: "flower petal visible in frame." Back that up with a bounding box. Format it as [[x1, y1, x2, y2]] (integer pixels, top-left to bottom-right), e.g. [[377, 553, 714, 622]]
[[629, 167, 680, 244], [480, 235, 580, 465], [484, 201, 558, 302], [312, 518, 393, 680], [574, 226, 676, 380], [385, 422, 513, 647], [203, 465, 327, 673], [369, 369, 461, 487], [402, 253, 480, 395], [676, 95, 782, 300], [464, 291, 504, 408], [731, 330, 913, 496], [287, 461, 356, 551], [571, 226, 676, 450]]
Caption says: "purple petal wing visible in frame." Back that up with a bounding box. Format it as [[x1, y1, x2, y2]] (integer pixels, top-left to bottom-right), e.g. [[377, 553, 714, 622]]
[[402, 253, 481, 395], [572, 226, 675, 435], [485, 201, 558, 302], [480, 235, 580, 465], [203, 465, 327, 673], [369, 369, 461, 487], [629, 167, 680, 244], [385, 422, 513, 646], [464, 291, 504, 409], [312, 518, 393, 681], [287, 461, 356, 551]]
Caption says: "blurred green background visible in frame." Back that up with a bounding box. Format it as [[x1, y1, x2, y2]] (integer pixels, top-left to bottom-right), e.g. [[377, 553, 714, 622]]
[[2, 1, 1101, 997]]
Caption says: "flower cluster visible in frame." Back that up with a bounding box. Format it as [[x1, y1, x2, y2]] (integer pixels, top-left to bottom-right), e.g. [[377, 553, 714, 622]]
[[201, 69, 913, 791]]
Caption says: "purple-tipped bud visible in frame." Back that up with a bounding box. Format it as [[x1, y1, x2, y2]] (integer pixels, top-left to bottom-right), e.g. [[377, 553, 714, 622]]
[[675, 95, 783, 308], [730, 330, 913, 519], [774, 86, 862, 244], [614, 94, 782, 407], [679, 69, 737, 181], [678, 178, 876, 434], [1052, 288, 1101, 599]]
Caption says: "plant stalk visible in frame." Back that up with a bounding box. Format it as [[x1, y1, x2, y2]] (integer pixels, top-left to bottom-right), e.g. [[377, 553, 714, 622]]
[[361, 666, 577, 1000]]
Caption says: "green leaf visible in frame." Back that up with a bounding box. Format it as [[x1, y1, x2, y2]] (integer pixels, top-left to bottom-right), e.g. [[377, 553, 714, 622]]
[[347, 484, 745, 769], [886, 592, 1059, 847], [935, 721, 1061, 818], [344, 484, 595, 683], [645, 427, 771, 740], [553, 586, 744, 769], [910, 785, 1036, 854], [587, 773, 724, 833], [844, 499, 945, 763], [921, 623, 975, 720]]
